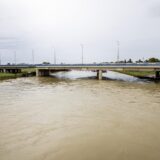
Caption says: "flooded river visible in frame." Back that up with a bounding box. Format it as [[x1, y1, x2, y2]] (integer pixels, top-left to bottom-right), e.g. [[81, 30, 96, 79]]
[[0, 71, 160, 160]]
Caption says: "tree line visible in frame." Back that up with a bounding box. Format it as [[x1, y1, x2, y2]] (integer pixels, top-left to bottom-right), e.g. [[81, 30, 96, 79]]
[[117, 57, 160, 63]]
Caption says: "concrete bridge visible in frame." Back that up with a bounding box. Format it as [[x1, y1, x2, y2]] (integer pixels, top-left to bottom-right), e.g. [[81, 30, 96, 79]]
[[35, 63, 160, 80], [0, 63, 160, 80]]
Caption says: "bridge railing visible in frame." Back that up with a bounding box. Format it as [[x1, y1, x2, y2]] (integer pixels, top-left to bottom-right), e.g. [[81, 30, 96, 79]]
[[1, 62, 160, 68], [36, 63, 160, 67]]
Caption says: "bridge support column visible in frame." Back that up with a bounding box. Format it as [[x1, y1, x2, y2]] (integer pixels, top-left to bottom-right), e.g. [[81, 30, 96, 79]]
[[36, 69, 43, 77], [3, 69, 22, 73], [17, 69, 21, 73], [97, 70, 102, 80], [36, 69, 39, 76], [155, 71, 160, 79], [3, 69, 6, 73], [36, 69, 50, 77], [12, 69, 21, 73]]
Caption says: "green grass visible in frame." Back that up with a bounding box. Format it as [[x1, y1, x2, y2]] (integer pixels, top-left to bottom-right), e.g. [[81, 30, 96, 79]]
[[0, 73, 23, 80], [115, 70, 155, 77], [21, 68, 36, 73], [0, 68, 36, 80]]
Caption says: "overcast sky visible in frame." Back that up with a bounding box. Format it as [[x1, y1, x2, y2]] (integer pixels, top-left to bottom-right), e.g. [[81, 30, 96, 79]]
[[0, 0, 160, 64]]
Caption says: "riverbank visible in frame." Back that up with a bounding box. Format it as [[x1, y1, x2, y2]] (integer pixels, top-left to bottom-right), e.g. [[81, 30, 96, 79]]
[[114, 70, 157, 79], [0, 68, 36, 80], [0, 73, 20, 80]]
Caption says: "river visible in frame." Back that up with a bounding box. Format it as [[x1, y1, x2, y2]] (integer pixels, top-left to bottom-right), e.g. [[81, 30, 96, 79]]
[[0, 71, 160, 160]]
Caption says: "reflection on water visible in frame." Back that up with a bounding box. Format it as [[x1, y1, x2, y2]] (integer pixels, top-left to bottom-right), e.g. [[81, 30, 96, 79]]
[[0, 71, 160, 160]]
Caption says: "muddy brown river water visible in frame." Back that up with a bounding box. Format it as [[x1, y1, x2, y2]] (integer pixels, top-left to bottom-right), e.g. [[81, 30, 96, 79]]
[[0, 71, 160, 160]]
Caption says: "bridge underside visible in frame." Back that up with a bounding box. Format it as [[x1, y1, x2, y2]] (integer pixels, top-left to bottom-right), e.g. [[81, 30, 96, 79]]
[[0, 65, 160, 80], [36, 67, 160, 80], [36, 69, 105, 80], [36, 69, 70, 77], [0, 68, 21, 73], [156, 71, 160, 78]]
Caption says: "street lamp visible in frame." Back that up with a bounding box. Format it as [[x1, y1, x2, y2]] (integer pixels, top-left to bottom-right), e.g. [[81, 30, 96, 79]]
[[0, 53, 1, 65], [80, 44, 84, 64], [32, 49, 35, 65], [117, 41, 120, 63], [52, 47, 56, 65], [14, 51, 16, 65]]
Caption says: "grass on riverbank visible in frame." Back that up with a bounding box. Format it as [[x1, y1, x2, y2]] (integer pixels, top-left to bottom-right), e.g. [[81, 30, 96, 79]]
[[0, 73, 24, 80], [115, 70, 155, 77], [21, 68, 36, 73], [0, 68, 36, 80]]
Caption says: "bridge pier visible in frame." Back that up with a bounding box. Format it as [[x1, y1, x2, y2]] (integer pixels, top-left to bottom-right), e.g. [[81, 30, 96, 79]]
[[14, 69, 21, 73], [155, 71, 160, 79], [97, 70, 102, 80], [36, 69, 50, 77], [4, 69, 21, 73]]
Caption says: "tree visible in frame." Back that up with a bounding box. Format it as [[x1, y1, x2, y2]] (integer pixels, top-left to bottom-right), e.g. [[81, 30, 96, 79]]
[[42, 62, 50, 65], [146, 58, 160, 63], [127, 59, 133, 63], [136, 59, 143, 63]]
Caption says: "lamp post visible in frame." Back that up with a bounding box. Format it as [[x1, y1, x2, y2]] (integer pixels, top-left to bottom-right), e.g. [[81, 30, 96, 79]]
[[14, 51, 16, 65], [32, 49, 34, 65], [80, 44, 84, 64], [0, 53, 1, 65], [53, 47, 56, 65], [117, 41, 120, 63]]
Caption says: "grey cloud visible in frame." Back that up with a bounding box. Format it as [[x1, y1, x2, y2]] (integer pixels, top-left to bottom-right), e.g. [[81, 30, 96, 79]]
[[0, 37, 17, 40], [0, 0, 160, 63], [149, 3, 160, 18], [0, 37, 25, 49]]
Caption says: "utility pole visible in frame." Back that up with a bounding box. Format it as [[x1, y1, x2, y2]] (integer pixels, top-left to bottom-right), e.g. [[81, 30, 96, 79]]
[[0, 53, 1, 65], [117, 41, 120, 63], [143, 57, 145, 62], [80, 44, 84, 64], [53, 47, 56, 65], [32, 49, 34, 65], [14, 51, 17, 65]]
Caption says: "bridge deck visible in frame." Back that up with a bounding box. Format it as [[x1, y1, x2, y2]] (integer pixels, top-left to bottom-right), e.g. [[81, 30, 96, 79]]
[[0, 63, 160, 71], [36, 63, 160, 71], [1, 63, 160, 79]]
